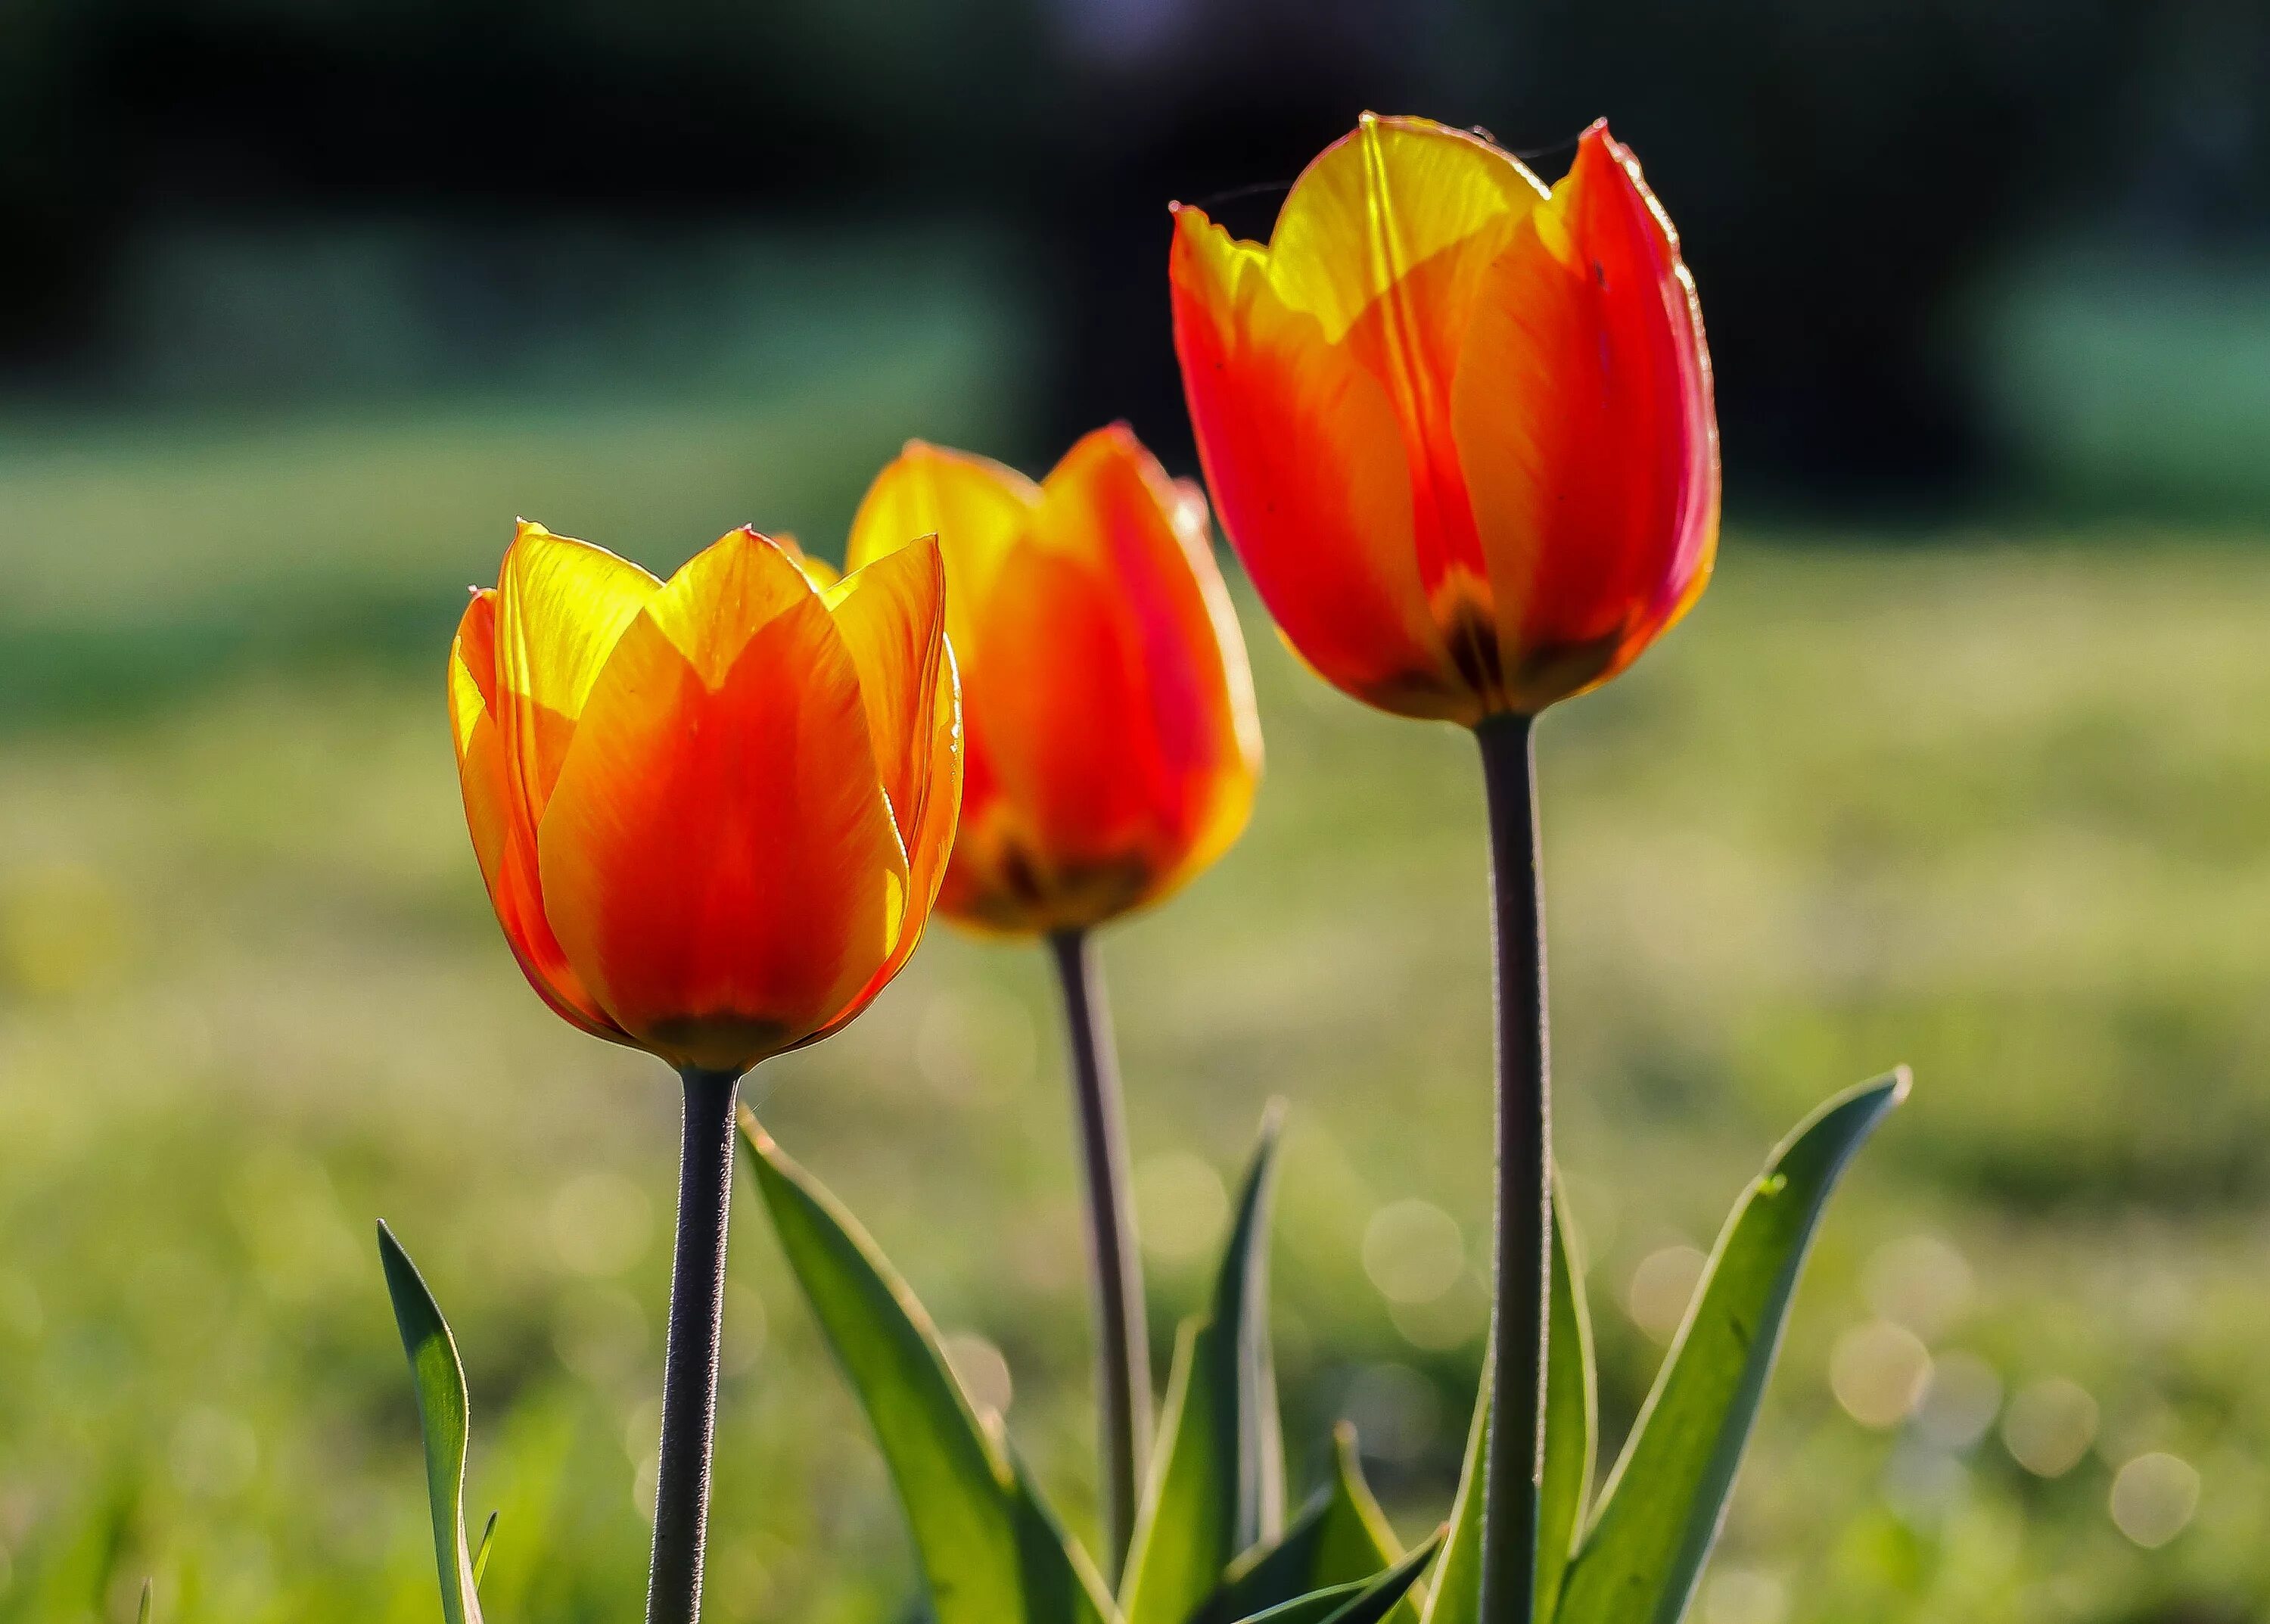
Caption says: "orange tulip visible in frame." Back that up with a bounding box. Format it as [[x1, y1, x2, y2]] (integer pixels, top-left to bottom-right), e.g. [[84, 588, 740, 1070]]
[[847, 425, 1261, 935], [447, 521, 960, 1075], [1170, 114, 1719, 723]]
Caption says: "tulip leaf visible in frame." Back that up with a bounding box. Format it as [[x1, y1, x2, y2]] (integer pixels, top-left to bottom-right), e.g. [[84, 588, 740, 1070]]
[[742, 1113, 1114, 1624], [1233, 1532, 1444, 1624], [1422, 1178, 1593, 1624], [1556, 1072, 1908, 1624], [1121, 1111, 1288, 1624], [377, 1221, 486, 1624], [1199, 1423, 1405, 1624]]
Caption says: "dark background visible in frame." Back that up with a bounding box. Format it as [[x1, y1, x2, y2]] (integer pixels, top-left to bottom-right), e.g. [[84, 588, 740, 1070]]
[[6, 0, 2268, 514]]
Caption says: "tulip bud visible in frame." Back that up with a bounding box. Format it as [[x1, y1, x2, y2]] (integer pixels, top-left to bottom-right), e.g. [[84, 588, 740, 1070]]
[[847, 425, 1262, 935], [447, 522, 960, 1073], [1171, 114, 1719, 723]]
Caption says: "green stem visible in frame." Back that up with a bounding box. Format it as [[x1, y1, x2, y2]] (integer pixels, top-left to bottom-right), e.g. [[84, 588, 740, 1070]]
[[1048, 927, 1153, 1584], [645, 1066, 742, 1624], [1475, 714, 1550, 1624]]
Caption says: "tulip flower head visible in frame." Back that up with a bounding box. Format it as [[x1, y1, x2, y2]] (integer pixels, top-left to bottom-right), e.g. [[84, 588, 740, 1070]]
[[448, 521, 960, 1075], [847, 425, 1262, 935], [1171, 114, 1719, 723]]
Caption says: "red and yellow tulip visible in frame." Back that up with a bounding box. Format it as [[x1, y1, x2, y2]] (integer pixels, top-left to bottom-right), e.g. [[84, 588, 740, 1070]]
[[848, 425, 1261, 935], [1170, 114, 1718, 723], [447, 522, 960, 1075]]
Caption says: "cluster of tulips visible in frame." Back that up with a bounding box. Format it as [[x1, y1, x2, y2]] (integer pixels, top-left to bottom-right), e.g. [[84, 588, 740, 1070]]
[[397, 114, 1906, 1624]]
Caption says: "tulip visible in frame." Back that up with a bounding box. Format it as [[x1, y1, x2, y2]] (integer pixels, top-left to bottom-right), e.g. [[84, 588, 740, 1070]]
[[847, 425, 1261, 937], [846, 425, 1261, 1577], [446, 520, 959, 1624], [1171, 115, 1718, 1624], [1170, 114, 1718, 725], [447, 521, 958, 1076]]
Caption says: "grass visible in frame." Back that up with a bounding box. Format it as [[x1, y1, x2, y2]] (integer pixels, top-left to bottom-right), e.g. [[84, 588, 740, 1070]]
[[0, 395, 2265, 1624]]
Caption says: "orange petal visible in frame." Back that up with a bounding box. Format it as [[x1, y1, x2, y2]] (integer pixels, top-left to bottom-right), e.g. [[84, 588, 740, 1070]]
[[845, 441, 1037, 667], [534, 530, 906, 1074], [823, 537, 951, 853], [1028, 425, 1261, 882], [845, 440, 1037, 914], [448, 589, 626, 1042], [1264, 116, 1550, 609], [1172, 205, 1474, 722], [1451, 123, 1719, 711], [493, 521, 661, 844], [798, 638, 964, 1050]]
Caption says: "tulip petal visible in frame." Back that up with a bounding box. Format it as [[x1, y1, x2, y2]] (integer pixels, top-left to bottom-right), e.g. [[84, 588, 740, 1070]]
[[800, 638, 963, 1050], [1025, 426, 1261, 895], [1173, 207, 1474, 722], [823, 537, 951, 853], [846, 441, 1037, 665], [1265, 113, 1550, 341], [536, 530, 907, 1074], [844, 441, 1034, 923], [1451, 123, 1720, 711], [448, 590, 625, 1041], [493, 521, 661, 842], [1270, 117, 1551, 626]]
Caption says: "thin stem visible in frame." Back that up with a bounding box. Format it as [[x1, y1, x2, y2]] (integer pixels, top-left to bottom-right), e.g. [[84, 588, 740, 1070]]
[[1475, 714, 1550, 1624], [1048, 928, 1153, 1585], [645, 1066, 742, 1624]]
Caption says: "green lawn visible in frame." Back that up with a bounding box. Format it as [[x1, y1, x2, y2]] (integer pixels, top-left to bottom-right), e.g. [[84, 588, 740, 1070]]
[[1, 397, 2265, 1624]]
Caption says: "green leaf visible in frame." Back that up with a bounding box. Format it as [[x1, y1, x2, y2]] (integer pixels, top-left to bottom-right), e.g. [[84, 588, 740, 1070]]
[[137, 1579, 152, 1624], [1200, 1423, 1405, 1624], [377, 1221, 486, 1624], [742, 1114, 1114, 1624], [1421, 1178, 1593, 1624], [1556, 1071, 1908, 1624], [1234, 1532, 1444, 1624], [1121, 1110, 1288, 1624], [472, 1510, 499, 1588]]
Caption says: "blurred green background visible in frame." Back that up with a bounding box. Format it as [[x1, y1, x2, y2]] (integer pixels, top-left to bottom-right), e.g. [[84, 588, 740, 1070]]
[[4, 3, 2270, 1623]]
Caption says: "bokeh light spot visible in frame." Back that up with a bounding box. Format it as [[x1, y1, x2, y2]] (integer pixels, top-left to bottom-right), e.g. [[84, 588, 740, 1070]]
[[1830, 1320, 1931, 1430], [2002, 1377, 2099, 1477], [1626, 1244, 1706, 1342], [2110, 1451, 2199, 1548], [1362, 1199, 1465, 1305]]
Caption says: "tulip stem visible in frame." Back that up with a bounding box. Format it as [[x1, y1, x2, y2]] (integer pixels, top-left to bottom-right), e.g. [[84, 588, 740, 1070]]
[[646, 1066, 742, 1624], [1476, 714, 1550, 1624], [1048, 928, 1153, 1585]]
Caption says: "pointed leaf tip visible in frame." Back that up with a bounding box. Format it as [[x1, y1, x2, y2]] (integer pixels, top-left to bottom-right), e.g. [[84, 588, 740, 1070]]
[[378, 1224, 485, 1624], [1554, 1073, 1902, 1624], [1124, 1113, 1290, 1624], [473, 1510, 499, 1588]]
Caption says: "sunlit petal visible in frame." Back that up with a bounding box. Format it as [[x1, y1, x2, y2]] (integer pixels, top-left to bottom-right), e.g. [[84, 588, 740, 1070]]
[[1452, 123, 1719, 710], [1172, 205, 1475, 721], [493, 521, 661, 842], [824, 537, 951, 851], [448, 589, 625, 1041]]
